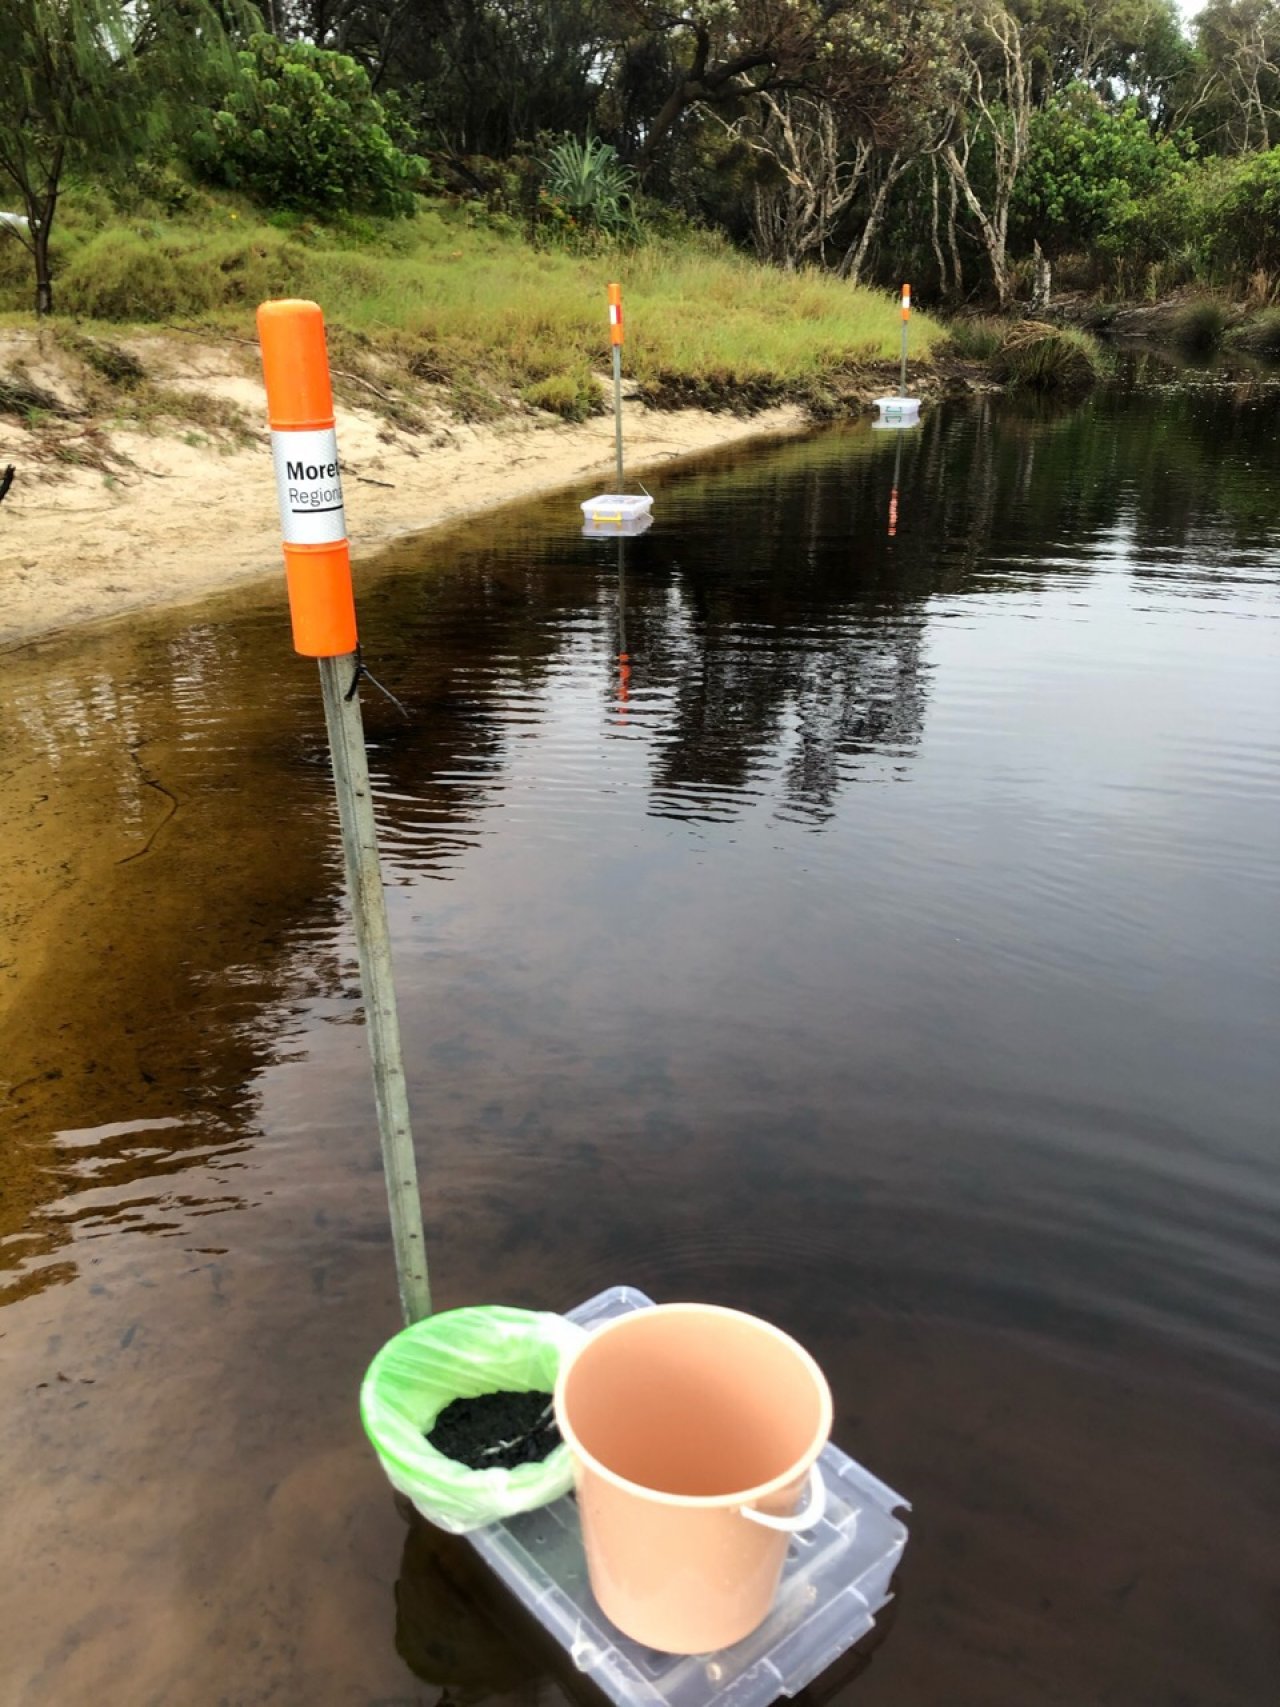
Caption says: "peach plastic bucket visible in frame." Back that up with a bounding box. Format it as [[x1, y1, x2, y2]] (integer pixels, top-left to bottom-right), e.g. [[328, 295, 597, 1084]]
[[553, 1303, 833, 1654]]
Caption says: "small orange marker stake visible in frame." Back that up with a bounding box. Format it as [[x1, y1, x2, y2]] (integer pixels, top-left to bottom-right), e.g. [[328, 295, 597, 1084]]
[[257, 299, 358, 658], [899, 283, 911, 398], [607, 282, 626, 492]]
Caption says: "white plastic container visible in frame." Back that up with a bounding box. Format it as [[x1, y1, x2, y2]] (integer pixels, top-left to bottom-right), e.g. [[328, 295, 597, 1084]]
[[581, 493, 654, 526], [872, 397, 921, 427], [466, 1286, 909, 1707]]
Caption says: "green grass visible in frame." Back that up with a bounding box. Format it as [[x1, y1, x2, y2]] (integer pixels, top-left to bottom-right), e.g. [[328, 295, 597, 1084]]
[[938, 315, 1007, 361], [991, 323, 1108, 393], [0, 183, 942, 418]]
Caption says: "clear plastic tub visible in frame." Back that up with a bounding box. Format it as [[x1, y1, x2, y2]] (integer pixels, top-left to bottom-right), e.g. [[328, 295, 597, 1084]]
[[872, 397, 921, 426], [467, 1285, 909, 1707], [583, 512, 654, 539], [581, 493, 654, 525]]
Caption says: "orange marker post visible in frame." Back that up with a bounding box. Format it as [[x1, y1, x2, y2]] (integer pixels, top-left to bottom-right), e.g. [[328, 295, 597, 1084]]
[[899, 283, 911, 398], [257, 298, 431, 1324], [608, 282, 625, 493], [258, 300, 358, 658]]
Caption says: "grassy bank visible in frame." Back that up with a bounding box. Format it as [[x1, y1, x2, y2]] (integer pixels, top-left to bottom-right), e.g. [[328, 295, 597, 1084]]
[[0, 185, 945, 422]]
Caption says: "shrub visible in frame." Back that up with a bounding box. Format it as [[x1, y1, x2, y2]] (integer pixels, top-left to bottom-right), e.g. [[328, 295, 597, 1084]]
[[109, 161, 208, 218], [58, 229, 220, 319], [189, 34, 425, 217], [1230, 306, 1280, 358], [991, 324, 1107, 392], [0, 225, 30, 302], [1014, 89, 1189, 261], [1202, 146, 1280, 280], [1171, 298, 1226, 353], [1096, 167, 1203, 293], [519, 367, 601, 420], [940, 316, 1006, 360], [72, 335, 146, 387], [541, 134, 639, 239]]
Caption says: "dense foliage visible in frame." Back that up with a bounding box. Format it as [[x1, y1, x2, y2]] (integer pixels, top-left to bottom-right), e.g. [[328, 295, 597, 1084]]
[[4, 0, 1280, 313], [189, 34, 424, 215], [1013, 90, 1189, 260], [0, 0, 241, 311]]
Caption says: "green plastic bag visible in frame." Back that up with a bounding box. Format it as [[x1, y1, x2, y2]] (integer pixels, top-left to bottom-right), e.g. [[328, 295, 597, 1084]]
[[360, 1305, 586, 1534]]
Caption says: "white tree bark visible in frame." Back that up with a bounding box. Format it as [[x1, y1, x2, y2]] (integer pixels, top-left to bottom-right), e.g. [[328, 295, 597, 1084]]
[[940, 2, 1032, 309]]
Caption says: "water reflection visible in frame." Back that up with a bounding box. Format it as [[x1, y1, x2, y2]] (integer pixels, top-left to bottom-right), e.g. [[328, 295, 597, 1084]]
[[6, 385, 1280, 1301], [395, 1517, 574, 1705], [2, 379, 1279, 1705], [0, 624, 344, 1299]]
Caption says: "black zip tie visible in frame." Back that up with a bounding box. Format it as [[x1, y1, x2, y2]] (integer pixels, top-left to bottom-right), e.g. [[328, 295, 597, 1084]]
[[345, 645, 410, 720]]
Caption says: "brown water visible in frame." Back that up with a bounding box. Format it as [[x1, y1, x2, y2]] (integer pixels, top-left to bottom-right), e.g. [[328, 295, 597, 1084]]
[[2, 388, 1278, 1706]]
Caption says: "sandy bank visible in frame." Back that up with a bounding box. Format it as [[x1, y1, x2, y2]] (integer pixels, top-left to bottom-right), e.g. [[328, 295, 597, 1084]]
[[0, 329, 806, 649]]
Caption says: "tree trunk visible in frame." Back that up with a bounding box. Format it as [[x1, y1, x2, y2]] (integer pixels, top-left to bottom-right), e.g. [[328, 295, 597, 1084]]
[[33, 221, 53, 316], [943, 143, 1010, 307], [1030, 240, 1051, 311], [946, 171, 963, 296], [836, 152, 905, 285], [637, 84, 690, 172], [29, 148, 61, 317], [929, 159, 948, 294]]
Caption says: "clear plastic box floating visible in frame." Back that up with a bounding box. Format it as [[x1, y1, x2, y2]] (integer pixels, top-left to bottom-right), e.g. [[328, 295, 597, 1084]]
[[872, 397, 921, 428], [467, 1285, 909, 1707], [581, 492, 654, 530], [583, 512, 654, 540]]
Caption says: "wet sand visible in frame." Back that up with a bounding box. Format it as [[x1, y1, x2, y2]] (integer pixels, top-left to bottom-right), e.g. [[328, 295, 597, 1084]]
[[0, 326, 804, 649]]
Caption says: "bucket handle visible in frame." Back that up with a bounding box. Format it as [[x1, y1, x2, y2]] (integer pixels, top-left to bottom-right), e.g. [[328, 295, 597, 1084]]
[[738, 1464, 826, 1533]]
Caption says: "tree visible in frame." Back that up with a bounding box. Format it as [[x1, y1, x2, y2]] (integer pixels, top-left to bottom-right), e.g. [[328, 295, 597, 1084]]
[[287, 1, 611, 157], [1181, 0, 1280, 151], [1012, 84, 1186, 261], [1203, 142, 1280, 273], [1007, 0, 1189, 105], [189, 32, 425, 213], [0, 0, 241, 314], [941, 1, 1034, 307], [619, 0, 961, 174], [619, 0, 824, 171], [705, 92, 868, 268]]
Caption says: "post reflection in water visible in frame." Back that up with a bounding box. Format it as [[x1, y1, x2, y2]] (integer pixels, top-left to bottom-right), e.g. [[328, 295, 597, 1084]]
[[615, 533, 630, 725], [1, 384, 1278, 1707]]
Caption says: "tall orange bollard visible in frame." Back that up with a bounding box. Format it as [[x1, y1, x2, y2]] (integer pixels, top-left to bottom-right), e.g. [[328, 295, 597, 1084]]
[[258, 299, 431, 1324]]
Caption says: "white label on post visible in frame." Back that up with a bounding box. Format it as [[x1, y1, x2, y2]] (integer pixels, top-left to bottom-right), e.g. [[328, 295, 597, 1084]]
[[270, 427, 347, 545]]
